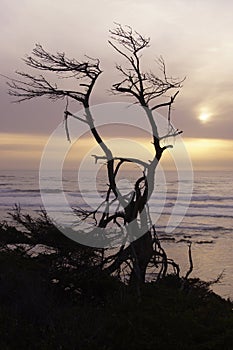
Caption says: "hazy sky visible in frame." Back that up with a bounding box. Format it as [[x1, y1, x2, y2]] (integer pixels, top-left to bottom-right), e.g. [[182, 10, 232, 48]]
[[1, 0, 233, 170]]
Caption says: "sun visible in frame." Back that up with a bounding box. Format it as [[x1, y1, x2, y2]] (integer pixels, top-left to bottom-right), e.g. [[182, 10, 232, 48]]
[[198, 112, 210, 123]]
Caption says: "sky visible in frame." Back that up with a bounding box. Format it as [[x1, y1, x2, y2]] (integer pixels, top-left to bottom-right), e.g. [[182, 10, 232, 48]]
[[1, 0, 233, 171]]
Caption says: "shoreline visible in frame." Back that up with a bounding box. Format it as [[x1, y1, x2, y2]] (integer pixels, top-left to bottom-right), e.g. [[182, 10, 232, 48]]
[[1, 216, 232, 301]]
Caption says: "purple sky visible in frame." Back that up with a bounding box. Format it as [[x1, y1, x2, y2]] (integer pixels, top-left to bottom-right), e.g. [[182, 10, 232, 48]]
[[1, 0, 233, 170]]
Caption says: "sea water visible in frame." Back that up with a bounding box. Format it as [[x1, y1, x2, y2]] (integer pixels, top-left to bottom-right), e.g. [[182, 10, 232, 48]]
[[0, 169, 232, 299]]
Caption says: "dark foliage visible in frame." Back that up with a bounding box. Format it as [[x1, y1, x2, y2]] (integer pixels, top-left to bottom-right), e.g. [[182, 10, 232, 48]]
[[0, 214, 233, 349], [0, 248, 233, 349]]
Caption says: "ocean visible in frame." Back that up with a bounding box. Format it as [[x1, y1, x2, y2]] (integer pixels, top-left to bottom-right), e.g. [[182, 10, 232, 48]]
[[0, 169, 232, 299]]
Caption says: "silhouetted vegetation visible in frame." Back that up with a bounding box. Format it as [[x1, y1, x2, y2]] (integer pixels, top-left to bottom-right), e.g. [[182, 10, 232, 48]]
[[0, 211, 233, 349]]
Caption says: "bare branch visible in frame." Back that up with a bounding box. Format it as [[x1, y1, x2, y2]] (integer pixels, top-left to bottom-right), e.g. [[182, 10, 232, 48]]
[[151, 90, 181, 111], [91, 155, 149, 168], [64, 110, 89, 124], [184, 242, 194, 280], [109, 23, 150, 54], [64, 97, 71, 142], [159, 129, 183, 141], [7, 44, 102, 104]]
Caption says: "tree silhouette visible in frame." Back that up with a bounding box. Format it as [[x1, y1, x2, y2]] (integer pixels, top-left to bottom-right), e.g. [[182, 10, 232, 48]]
[[8, 24, 185, 287]]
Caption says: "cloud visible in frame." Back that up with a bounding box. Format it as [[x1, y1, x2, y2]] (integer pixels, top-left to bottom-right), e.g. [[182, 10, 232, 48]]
[[1, 0, 233, 170]]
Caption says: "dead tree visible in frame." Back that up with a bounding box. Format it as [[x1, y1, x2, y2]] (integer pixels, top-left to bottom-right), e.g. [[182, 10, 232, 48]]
[[7, 24, 184, 286]]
